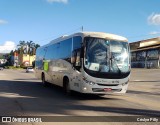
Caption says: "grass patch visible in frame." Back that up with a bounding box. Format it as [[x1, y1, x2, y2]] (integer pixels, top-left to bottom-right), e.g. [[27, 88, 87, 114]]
[[5, 66, 23, 70]]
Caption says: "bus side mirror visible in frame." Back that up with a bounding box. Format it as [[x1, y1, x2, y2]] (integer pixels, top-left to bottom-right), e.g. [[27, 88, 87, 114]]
[[71, 49, 81, 68], [85, 60, 88, 65], [71, 51, 76, 64], [75, 51, 81, 67]]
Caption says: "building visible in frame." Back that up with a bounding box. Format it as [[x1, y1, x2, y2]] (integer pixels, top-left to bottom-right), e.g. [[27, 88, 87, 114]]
[[11, 51, 35, 67], [13, 51, 18, 66], [130, 37, 160, 68], [18, 53, 36, 67]]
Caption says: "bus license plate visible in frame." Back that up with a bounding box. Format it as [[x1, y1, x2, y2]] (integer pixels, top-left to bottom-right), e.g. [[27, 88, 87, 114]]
[[104, 88, 112, 91]]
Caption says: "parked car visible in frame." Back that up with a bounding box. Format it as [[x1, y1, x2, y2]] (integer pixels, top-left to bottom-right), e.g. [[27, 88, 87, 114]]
[[26, 67, 34, 73]]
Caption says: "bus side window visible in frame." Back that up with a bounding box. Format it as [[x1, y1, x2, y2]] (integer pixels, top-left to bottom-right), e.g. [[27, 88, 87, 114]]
[[73, 36, 82, 50]]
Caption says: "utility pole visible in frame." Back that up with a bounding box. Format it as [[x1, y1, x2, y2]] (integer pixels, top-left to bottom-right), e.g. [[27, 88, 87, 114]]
[[81, 26, 83, 32]]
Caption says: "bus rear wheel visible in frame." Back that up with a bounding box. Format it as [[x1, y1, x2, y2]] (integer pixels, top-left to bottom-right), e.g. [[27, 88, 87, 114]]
[[42, 73, 48, 87]]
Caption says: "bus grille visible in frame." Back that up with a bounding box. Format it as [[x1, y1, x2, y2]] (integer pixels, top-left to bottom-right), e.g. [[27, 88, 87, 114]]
[[97, 83, 119, 86]]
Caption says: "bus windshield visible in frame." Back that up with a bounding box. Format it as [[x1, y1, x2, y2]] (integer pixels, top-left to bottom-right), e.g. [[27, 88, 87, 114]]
[[84, 37, 130, 74]]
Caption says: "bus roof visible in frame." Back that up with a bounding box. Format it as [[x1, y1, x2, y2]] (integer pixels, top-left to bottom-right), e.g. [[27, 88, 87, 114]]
[[40, 32, 128, 48], [75, 32, 128, 42]]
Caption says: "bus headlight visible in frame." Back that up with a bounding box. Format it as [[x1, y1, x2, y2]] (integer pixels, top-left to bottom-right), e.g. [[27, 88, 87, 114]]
[[122, 81, 128, 86], [82, 77, 96, 85], [88, 81, 96, 85]]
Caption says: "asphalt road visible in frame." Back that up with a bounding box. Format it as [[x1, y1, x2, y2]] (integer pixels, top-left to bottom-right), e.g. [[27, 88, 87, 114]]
[[0, 69, 159, 125]]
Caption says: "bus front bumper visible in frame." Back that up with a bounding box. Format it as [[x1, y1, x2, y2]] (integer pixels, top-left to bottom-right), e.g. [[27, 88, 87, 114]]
[[81, 83, 128, 94]]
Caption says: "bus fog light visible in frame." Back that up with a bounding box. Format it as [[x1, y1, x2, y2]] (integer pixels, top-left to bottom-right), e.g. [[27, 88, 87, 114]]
[[83, 87, 87, 91]]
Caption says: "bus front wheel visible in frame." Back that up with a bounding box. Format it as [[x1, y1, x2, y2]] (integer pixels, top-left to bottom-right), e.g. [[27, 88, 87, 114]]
[[63, 77, 71, 95]]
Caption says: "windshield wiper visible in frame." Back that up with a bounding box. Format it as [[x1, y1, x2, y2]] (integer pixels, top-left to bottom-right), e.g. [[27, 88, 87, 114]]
[[105, 43, 121, 74]]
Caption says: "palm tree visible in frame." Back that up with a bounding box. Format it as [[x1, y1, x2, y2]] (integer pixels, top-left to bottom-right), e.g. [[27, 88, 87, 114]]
[[33, 44, 40, 55], [26, 41, 34, 66], [34, 44, 40, 49], [17, 40, 40, 66], [18, 41, 26, 46], [27, 41, 35, 55], [17, 41, 26, 54]]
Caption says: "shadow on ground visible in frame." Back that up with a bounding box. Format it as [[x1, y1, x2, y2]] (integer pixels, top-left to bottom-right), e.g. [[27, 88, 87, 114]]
[[0, 80, 160, 116]]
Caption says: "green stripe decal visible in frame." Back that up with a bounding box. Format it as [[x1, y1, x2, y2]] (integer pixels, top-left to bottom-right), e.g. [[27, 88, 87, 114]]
[[43, 60, 49, 71]]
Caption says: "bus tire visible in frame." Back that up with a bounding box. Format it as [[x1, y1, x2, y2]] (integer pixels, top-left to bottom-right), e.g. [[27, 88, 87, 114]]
[[63, 77, 71, 95], [42, 73, 48, 87]]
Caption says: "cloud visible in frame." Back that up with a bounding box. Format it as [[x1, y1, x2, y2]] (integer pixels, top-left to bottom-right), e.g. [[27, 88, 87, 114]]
[[0, 41, 16, 53], [0, 19, 8, 25], [46, 0, 68, 4], [148, 13, 160, 25], [149, 31, 160, 35]]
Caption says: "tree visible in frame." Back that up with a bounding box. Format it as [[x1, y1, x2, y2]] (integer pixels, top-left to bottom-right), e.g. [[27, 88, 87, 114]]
[[17, 40, 40, 55], [18, 41, 26, 46], [27, 41, 35, 55], [34, 44, 40, 49], [33, 44, 40, 55], [17, 41, 27, 54], [10, 50, 14, 55], [4, 50, 14, 66], [16, 40, 40, 67]]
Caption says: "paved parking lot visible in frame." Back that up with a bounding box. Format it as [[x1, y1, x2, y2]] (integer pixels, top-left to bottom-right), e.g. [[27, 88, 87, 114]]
[[0, 69, 159, 125]]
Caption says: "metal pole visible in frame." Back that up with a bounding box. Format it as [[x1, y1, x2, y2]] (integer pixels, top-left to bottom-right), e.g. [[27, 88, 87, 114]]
[[82, 26, 83, 32]]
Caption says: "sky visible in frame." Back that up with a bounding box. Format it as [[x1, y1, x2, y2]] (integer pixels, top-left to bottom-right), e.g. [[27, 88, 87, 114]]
[[0, 0, 160, 53]]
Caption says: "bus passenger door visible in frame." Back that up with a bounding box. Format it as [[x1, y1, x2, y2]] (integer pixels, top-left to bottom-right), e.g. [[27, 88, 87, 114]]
[[48, 60, 57, 85], [72, 71, 81, 92], [71, 49, 82, 92]]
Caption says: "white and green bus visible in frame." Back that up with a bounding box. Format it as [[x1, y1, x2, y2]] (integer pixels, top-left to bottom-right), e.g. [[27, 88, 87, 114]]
[[35, 32, 131, 95]]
